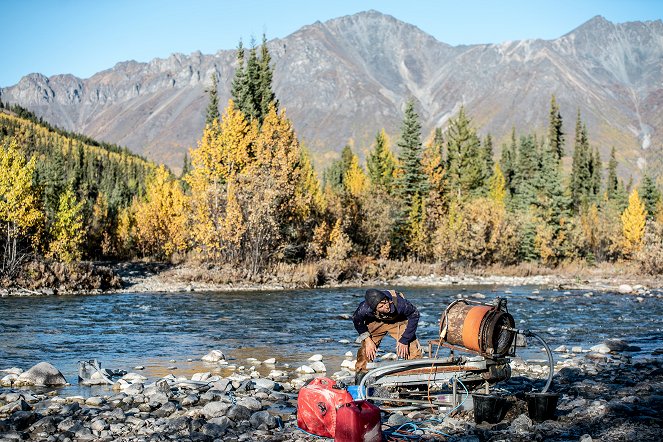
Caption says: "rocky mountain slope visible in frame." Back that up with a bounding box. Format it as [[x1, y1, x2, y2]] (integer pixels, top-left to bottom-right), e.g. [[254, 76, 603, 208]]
[[2, 11, 662, 179]]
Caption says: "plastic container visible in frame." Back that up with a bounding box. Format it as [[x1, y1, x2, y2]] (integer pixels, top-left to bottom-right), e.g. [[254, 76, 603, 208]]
[[335, 400, 383, 442], [526, 392, 559, 422], [296, 377, 353, 438], [347, 385, 374, 400], [472, 393, 508, 424]]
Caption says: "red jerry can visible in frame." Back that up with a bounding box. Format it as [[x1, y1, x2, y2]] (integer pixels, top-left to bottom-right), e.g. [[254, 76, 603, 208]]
[[335, 400, 383, 442], [296, 377, 353, 438]]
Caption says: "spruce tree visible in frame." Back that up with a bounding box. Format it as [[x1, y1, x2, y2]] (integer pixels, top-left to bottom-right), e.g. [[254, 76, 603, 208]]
[[230, 40, 247, 109], [258, 34, 278, 120], [479, 134, 495, 193], [512, 135, 539, 209], [323, 144, 354, 191], [205, 73, 220, 126], [589, 147, 602, 199], [640, 174, 662, 219], [395, 98, 427, 206], [499, 128, 518, 198], [606, 146, 619, 199], [548, 95, 564, 160], [570, 111, 591, 211], [446, 106, 482, 198], [393, 98, 427, 257]]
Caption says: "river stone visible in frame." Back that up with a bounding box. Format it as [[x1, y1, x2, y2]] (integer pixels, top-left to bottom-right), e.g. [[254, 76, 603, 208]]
[[554, 345, 567, 353], [253, 378, 276, 390], [227, 404, 252, 422], [85, 396, 105, 407], [148, 392, 170, 406], [308, 354, 324, 362], [0, 399, 31, 415], [618, 284, 633, 294], [1, 367, 23, 375], [90, 419, 109, 431], [15, 362, 66, 386], [0, 374, 17, 386], [263, 358, 276, 364], [192, 372, 211, 382], [238, 397, 262, 411], [202, 422, 227, 438], [211, 379, 233, 392], [153, 401, 177, 417], [341, 359, 356, 370], [28, 416, 57, 434], [297, 365, 315, 374], [202, 350, 226, 362], [250, 410, 277, 429], [122, 372, 147, 382], [590, 344, 611, 354], [181, 394, 199, 406], [310, 361, 327, 372], [10, 410, 39, 431], [125, 382, 144, 395], [510, 413, 533, 435], [202, 401, 231, 418]]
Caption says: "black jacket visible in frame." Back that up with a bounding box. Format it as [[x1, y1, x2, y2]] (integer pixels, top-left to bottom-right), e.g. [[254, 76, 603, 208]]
[[352, 290, 420, 345]]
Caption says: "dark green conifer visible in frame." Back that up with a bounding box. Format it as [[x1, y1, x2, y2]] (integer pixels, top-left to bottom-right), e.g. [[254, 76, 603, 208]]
[[445, 106, 482, 198], [205, 73, 220, 127], [570, 111, 591, 211], [640, 174, 662, 218], [548, 95, 564, 160], [395, 98, 427, 205], [606, 146, 619, 199]]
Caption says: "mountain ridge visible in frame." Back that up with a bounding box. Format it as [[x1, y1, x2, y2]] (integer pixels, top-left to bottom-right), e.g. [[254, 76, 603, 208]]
[[1, 11, 662, 180]]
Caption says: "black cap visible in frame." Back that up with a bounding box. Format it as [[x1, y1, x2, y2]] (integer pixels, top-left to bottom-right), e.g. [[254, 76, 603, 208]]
[[365, 289, 388, 310]]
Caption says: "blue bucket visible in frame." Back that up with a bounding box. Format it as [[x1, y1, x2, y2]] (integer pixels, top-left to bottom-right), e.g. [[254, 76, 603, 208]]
[[347, 385, 370, 400]]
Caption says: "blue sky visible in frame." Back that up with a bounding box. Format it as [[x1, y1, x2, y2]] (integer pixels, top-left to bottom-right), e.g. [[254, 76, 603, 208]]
[[1, 0, 661, 87]]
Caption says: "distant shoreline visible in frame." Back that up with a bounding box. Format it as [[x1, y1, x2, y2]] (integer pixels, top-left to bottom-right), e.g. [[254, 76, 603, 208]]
[[1, 260, 661, 297]]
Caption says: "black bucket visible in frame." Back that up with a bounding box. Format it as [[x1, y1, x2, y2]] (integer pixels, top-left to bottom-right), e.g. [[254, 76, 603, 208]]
[[472, 394, 508, 424], [526, 393, 559, 422]]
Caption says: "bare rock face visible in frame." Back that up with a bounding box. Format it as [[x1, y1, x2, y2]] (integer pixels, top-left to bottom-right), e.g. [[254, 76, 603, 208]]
[[15, 362, 67, 386], [1, 11, 662, 178]]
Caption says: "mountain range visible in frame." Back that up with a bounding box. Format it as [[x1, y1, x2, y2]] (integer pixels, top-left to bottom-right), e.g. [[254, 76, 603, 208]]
[[1, 10, 662, 180]]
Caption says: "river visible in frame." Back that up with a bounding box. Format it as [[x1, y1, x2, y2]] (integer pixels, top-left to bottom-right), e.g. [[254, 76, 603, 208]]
[[1, 285, 661, 395]]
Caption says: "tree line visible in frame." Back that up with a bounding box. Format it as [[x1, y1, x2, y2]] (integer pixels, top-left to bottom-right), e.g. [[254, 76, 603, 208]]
[[1, 37, 662, 278]]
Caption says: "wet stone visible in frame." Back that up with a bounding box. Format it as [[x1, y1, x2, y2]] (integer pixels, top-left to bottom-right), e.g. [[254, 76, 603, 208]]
[[227, 404, 252, 422]]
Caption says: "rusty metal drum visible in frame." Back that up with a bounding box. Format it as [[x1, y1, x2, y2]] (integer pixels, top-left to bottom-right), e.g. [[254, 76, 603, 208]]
[[440, 300, 516, 356]]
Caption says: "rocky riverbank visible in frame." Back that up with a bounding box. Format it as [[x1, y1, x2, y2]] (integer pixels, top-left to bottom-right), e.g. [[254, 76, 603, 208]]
[[1, 341, 662, 441], [1, 260, 662, 297]]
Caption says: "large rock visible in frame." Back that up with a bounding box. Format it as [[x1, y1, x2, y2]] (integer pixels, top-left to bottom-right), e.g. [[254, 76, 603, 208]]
[[250, 410, 278, 429], [202, 350, 226, 362], [15, 362, 66, 386], [227, 404, 252, 422], [202, 401, 231, 419]]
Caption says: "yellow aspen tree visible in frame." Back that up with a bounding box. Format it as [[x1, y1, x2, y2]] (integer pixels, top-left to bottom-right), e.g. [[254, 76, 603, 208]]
[[0, 138, 44, 272], [219, 177, 246, 261], [115, 206, 135, 257], [406, 194, 427, 259], [47, 187, 85, 263], [621, 189, 647, 255], [488, 163, 507, 206], [187, 100, 256, 259], [327, 218, 353, 261], [344, 154, 369, 197], [298, 147, 325, 216], [133, 165, 189, 259]]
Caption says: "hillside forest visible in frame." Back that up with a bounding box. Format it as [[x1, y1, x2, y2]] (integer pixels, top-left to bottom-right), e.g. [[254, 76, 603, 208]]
[[0, 38, 662, 285]]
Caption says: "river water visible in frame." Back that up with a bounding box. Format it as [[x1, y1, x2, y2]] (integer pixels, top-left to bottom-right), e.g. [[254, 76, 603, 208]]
[[1, 285, 662, 395]]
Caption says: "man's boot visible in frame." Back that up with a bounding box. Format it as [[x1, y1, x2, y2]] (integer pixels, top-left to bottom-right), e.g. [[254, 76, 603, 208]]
[[354, 371, 367, 385]]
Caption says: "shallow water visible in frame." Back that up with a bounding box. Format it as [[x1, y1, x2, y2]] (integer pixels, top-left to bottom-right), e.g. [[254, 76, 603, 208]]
[[1, 285, 661, 395]]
